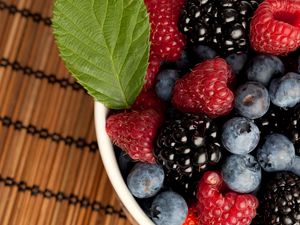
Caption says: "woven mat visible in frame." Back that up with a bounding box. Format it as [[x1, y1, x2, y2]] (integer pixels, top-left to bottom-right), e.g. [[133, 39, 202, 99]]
[[0, 0, 132, 224]]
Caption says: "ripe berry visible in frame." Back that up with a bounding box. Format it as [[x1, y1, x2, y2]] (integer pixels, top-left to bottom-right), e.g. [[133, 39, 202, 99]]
[[193, 45, 217, 62], [146, 0, 186, 61], [197, 171, 258, 225], [222, 154, 262, 193], [246, 55, 285, 86], [127, 163, 164, 198], [226, 53, 248, 75], [150, 191, 188, 225], [179, 0, 261, 55], [183, 207, 200, 225], [144, 55, 161, 90], [269, 72, 300, 108], [221, 117, 260, 155], [235, 82, 270, 119], [257, 172, 300, 225], [155, 69, 180, 101], [172, 58, 234, 117], [132, 89, 166, 113], [106, 109, 163, 163], [154, 112, 222, 197], [250, 0, 300, 55], [257, 134, 295, 173]]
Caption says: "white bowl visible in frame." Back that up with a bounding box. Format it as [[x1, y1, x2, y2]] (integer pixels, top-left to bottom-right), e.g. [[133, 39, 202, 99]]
[[94, 101, 155, 225]]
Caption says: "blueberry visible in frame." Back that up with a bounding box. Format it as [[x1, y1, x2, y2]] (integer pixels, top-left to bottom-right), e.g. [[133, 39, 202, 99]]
[[222, 117, 260, 155], [150, 191, 188, 225], [137, 198, 154, 217], [226, 53, 248, 75], [269, 72, 300, 108], [155, 69, 180, 101], [257, 134, 295, 172], [235, 82, 270, 119], [118, 152, 136, 177], [222, 154, 261, 193], [193, 45, 217, 62], [247, 55, 284, 86], [291, 156, 300, 177], [127, 163, 164, 199], [176, 50, 191, 71]]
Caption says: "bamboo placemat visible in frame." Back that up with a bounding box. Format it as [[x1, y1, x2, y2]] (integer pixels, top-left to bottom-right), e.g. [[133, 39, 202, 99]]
[[0, 0, 132, 224]]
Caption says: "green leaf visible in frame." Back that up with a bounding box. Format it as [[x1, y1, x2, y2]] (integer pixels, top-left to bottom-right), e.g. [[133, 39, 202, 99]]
[[52, 0, 150, 109]]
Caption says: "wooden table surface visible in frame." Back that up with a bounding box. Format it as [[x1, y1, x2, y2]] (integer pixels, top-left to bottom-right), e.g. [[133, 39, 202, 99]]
[[0, 0, 131, 224]]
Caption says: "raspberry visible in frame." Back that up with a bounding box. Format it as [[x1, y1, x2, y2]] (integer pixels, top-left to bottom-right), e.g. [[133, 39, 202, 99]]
[[132, 89, 166, 114], [183, 207, 200, 225], [197, 171, 258, 225], [250, 0, 300, 55], [145, 0, 186, 61], [172, 58, 234, 118], [144, 55, 161, 91], [142, 0, 186, 89], [145, 0, 185, 22], [106, 109, 163, 163]]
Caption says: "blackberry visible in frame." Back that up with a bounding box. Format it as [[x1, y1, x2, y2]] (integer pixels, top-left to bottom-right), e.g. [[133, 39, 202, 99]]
[[179, 0, 262, 55], [255, 104, 288, 137], [258, 172, 300, 225], [154, 112, 222, 198], [255, 104, 300, 155]]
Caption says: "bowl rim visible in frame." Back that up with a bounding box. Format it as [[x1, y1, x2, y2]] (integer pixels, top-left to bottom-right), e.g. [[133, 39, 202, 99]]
[[94, 101, 155, 225]]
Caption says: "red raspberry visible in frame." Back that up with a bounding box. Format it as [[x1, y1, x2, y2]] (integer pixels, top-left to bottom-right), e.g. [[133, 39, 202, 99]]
[[145, 0, 186, 61], [197, 171, 258, 225], [172, 58, 234, 118], [250, 0, 300, 55], [145, 0, 185, 21], [144, 55, 161, 90], [183, 206, 200, 225], [106, 109, 163, 163], [132, 89, 166, 113]]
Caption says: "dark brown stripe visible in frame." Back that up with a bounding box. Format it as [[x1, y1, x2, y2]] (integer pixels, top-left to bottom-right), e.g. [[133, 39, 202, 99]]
[[0, 57, 86, 92], [0, 115, 98, 152], [0, 1, 52, 26], [0, 175, 126, 218]]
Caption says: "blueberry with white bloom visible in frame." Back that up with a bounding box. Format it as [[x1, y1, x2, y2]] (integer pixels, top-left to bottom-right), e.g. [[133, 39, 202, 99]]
[[150, 191, 188, 225], [257, 134, 300, 177], [235, 82, 270, 119], [226, 53, 248, 75], [247, 55, 284, 86], [222, 154, 261, 193], [127, 163, 164, 199], [222, 117, 260, 155], [193, 45, 217, 62], [269, 72, 300, 108], [155, 69, 180, 101]]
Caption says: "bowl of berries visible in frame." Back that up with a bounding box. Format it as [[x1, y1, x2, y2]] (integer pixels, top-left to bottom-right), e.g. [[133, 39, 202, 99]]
[[53, 0, 300, 224]]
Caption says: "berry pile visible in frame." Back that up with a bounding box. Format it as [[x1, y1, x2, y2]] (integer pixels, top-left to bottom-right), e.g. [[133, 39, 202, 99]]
[[105, 0, 300, 224], [257, 172, 300, 225], [179, 0, 262, 55], [154, 112, 222, 197]]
